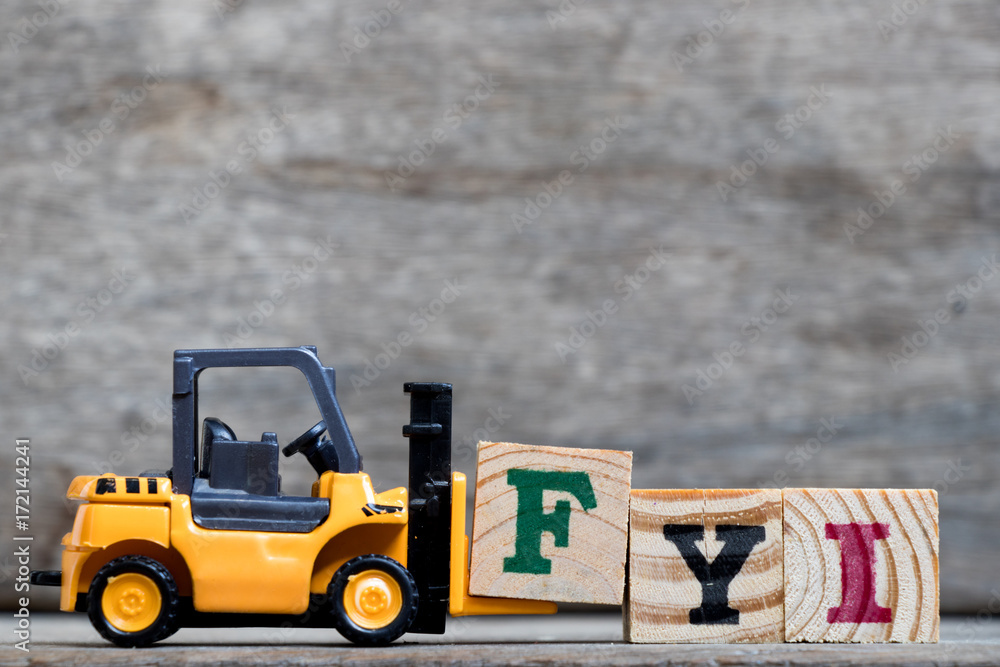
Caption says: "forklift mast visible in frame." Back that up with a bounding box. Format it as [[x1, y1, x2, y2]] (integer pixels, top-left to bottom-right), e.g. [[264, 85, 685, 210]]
[[403, 382, 453, 634]]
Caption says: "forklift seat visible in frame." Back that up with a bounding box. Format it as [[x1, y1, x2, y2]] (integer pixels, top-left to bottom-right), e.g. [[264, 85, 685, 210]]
[[200, 417, 236, 479], [191, 417, 328, 533], [209, 435, 281, 496], [199, 418, 281, 495]]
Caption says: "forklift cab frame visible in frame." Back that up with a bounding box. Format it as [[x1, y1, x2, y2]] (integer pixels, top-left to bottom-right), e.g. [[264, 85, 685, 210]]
[[171, 346, 363, 533]]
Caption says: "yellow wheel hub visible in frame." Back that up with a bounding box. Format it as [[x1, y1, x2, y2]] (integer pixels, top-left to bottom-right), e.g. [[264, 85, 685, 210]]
[[101, 572, 162, 633], [344, 570, 402, 629]]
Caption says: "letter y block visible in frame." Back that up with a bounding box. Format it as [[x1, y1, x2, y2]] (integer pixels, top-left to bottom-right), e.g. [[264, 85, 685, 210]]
[[625, 489, 784, 642]]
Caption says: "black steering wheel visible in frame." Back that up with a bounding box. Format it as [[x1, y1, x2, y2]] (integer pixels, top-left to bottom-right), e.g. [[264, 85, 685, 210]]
[[282, 420, 327, 458]]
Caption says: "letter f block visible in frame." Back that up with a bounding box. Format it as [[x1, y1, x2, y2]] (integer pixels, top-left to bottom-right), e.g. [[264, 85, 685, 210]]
[[783, 488, 939, 642], [469, 441, 632, 604]]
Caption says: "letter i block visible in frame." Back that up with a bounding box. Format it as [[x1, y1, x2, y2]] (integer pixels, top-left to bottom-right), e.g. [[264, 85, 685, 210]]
[[625, 489, 784, 643], [468, 441, 633, 604], [783, 488, 939, 642]]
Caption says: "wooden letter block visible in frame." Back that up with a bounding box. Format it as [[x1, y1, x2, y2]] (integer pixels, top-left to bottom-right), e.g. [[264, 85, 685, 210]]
[[625, 489, 784, 643], [783, 488, 939, 643], [468, 441, 633, 605]]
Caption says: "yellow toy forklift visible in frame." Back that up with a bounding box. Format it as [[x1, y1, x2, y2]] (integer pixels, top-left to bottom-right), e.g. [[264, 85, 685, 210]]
[[31, 347, 553, 647]]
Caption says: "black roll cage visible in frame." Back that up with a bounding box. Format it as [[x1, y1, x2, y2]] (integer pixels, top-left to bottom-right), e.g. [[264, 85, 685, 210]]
[[170, 346, 361, 495]]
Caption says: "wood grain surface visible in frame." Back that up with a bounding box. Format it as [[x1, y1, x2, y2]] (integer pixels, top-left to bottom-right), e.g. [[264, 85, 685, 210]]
[[0, 613, 997, 666], [1, 0, 999, 614], [626, 488, 783, 643], [469, 441, 632, 604], [784, 488, 939, 643]]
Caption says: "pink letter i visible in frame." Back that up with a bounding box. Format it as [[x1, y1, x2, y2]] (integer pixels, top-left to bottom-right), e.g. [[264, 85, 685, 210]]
[[825, 522, 892, 623]]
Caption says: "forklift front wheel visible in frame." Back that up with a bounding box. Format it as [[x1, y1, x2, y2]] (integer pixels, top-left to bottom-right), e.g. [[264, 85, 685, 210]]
[[330, 555, 418, 646], [88, 555, 181, 648]]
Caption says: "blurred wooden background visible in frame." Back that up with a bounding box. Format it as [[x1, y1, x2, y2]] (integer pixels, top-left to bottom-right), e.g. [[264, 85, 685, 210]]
[[1, 0, 998, 613]]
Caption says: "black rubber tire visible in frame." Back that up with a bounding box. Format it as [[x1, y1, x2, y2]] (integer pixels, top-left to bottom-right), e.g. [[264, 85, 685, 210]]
[[330, 554, 418, 646], [87, 555, 181, 648]]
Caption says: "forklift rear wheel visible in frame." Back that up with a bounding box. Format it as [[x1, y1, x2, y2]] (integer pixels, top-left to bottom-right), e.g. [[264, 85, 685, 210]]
[[88, 555, 181, 648], [330, 555, 418, 646]]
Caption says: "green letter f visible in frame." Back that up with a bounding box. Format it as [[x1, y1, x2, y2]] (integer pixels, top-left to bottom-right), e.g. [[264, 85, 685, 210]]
[[502, 469, 597, 574]]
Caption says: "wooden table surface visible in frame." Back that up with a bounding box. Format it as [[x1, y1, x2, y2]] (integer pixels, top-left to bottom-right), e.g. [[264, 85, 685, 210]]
[[2, 614, 998, 666]]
